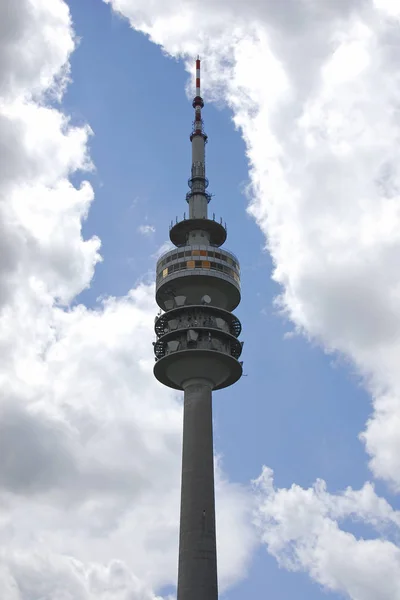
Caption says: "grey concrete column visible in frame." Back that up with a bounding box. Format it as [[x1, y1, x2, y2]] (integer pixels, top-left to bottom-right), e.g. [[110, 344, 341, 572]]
[[177, 378, 218, 600]]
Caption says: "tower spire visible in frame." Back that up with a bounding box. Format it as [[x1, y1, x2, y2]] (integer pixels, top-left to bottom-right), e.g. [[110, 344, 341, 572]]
[[191, 56, 205, 139], [188, 56, 209, 226], [196, 55, 201, 96], [169, 57, 227, 249]]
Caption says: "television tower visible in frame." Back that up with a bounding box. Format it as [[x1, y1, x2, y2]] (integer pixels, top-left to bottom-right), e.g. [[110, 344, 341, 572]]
[[153, 57, 243, 600]]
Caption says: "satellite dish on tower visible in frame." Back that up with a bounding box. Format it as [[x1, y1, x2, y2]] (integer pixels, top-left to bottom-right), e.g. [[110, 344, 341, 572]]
[[201, 295, 211, 305], [174, 295, 187, 307]]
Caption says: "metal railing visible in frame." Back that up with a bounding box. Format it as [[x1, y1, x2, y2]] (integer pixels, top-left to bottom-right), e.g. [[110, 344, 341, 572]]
[[169, 213, 227, 232]]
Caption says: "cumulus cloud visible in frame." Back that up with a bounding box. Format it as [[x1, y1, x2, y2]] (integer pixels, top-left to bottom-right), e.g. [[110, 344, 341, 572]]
[[138, 224, 156, 235], [0, 0, 256, 598], [0, 0, 74, 100], [0, 552, 162, 600], [253, 467, 400, 600]]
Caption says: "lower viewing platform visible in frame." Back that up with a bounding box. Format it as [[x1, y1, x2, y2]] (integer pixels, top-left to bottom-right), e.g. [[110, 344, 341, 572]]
[[154, 348, 243, 391]]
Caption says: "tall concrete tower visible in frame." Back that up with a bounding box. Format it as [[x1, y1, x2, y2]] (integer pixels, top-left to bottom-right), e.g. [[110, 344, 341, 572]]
[[153, 57, 243, 600]]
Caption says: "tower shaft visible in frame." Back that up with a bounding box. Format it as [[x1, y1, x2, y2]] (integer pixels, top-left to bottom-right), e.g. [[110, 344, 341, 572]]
[[178, 379, 218, 600]]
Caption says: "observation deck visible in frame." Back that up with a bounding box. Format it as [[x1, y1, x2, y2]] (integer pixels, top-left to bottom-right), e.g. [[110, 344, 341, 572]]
[[155, 245, 241, 312]]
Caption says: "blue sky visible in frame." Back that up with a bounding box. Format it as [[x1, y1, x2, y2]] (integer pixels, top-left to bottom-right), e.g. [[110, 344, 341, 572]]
[[2, 0, 400, 598], [63, 2, 391, 598]]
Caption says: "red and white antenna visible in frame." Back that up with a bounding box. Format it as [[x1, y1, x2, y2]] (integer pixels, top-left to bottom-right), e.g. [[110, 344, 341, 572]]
[[188, 55, 209, 221], [191, 56, 206, 140], [196, 56, 201, 97]]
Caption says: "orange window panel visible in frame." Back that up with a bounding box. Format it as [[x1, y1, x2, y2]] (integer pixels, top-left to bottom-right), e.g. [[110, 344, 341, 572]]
[[187, 260, 195, 269], [202, 261, 211, 269], [162, 268, 168, 278], [200, 250, 207, 256], [191, 250, 201, 256]]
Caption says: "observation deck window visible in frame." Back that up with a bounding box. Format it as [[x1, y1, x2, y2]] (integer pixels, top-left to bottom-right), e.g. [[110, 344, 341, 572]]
[[158, 259, 240, 284], [158, 247, 240, 278]]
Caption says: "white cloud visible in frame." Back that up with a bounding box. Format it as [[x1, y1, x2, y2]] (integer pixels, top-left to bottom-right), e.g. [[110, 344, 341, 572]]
[[0, 0, 74, 101], [373, 0, 400, 17], [0, 0, 256, 598], [253, 467, 400, 600], [138, 224, 156, 235], [0, 552, 162, 600]]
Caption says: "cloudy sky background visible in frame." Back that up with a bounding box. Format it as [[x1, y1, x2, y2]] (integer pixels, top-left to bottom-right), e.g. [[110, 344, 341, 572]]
[[2, 0, 400, 598]]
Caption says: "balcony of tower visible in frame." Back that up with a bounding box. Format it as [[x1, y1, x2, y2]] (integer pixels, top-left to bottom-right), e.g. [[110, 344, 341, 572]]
[[153, 298, 243, 390], [169, 215, 227, 247]]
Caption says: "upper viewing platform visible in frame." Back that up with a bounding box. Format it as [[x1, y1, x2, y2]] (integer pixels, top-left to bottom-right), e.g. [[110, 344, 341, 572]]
[[156, 244, 241, 312], [156, 245, 240, 284], [169, 215, 227, 247]]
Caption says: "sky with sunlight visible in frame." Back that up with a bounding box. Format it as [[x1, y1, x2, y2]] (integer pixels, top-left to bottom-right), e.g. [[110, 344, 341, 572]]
[[2, 0, 400, 598]]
